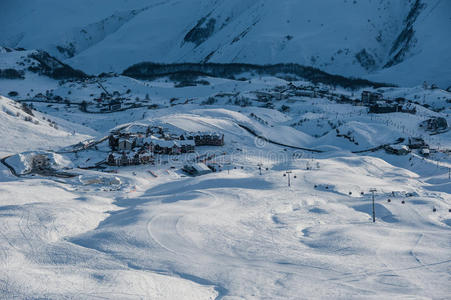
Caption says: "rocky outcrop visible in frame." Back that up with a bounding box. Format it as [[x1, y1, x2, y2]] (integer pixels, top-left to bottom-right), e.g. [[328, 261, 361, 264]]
[[384, 0, 426, 68]]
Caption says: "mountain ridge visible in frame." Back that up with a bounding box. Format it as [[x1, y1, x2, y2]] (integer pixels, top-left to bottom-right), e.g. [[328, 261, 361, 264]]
[[0, 0, 449, 87]]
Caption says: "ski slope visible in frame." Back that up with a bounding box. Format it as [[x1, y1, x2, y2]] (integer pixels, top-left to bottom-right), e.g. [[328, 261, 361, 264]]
[[1, 146, 449, 298], [0, 96, 93, 156], [0, 99, 450, 298], [0, 177, 218, 299]]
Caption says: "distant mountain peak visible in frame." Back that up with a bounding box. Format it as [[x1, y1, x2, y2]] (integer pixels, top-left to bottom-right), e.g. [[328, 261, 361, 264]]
[[0, 0, 449, 87]]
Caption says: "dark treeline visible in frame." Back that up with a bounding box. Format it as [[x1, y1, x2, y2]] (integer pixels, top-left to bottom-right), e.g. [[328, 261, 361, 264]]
[[123, 62, 394, 89], [28, 50, 87, 80], [0, 68, 24, 79]]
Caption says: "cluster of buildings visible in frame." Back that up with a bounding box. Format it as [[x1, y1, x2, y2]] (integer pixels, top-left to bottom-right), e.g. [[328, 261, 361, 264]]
[[268, 83, 340, 101], [384, 137, 430, 156], [419, 117, 448, 132], [94, 90, 125, 112], [269, 85, 422, 115], [361, 91, 416, 114], [106, 124, 224, 166], [361, 91, 383, 105]]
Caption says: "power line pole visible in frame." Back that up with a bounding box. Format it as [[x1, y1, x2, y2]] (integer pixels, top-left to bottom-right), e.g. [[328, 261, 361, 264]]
[[286, 171, 292, 187], [97, 80, 112, 98], [224, 162, 231, 174], [370, 188, 377, 223], [258, 163, 263, 175]]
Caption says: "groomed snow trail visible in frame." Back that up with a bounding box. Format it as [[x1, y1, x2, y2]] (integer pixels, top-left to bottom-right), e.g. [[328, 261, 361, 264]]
[[68, 156, 450, 299], [0, 179, 218, 299]]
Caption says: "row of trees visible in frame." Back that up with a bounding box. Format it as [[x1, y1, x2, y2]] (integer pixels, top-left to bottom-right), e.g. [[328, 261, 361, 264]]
[[123, 62, 394, 90], [0, 68, 24, 79]]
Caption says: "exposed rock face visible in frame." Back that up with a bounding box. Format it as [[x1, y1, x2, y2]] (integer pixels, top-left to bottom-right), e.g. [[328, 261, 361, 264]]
[[184, 17, 216, 46], [0, 0, 449, 86], [384, 0, 426, 68]]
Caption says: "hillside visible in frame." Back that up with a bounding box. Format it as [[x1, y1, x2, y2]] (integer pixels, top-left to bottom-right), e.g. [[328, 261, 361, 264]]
[[0, 0, 450, 87], [0, 95, 93, 156], [0, 97, 450, 298]]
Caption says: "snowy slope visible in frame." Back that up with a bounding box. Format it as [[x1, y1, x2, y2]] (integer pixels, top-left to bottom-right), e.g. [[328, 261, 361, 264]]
[[0, 177, 218, 299], [0, 82, 450, 298], [2, 131, 449, 298], [0, 0, 449, 87], [0, 96, 93, 156]]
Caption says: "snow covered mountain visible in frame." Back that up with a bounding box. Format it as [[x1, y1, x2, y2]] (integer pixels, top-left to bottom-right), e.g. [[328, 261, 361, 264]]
[[1, 1, 451, 298], [1, 0, 450, 87]]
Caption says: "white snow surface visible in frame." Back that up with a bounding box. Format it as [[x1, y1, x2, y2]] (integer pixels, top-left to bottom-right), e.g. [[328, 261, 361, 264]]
[[0, 96, 93, 156], [0, 71, 450, 298]]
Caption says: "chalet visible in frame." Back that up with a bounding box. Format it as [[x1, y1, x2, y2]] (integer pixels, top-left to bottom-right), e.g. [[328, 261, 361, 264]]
[[179, 140, 195, 153], [152, 140, 174, 154], [108, 135, 119, 150], [419, 117, 448, 132], [107, 153, 118, 166], [419, 147, 430, 157], [118, 139, 133, 151], [108, 99, 121, 111], [135, 136, 145, 147], [188, 132, 224, 146], [139, 152, 154, 164], [408, 137, 426, 149], [361, 91, 383, 105], [369, 103, 416, 114], [108, 151, 156, 166], [147, 139, 191, 155], [182, 163, 212, 176], [385, 144, 410, 155], [401, 104, 416, 114], [369, 103, 400, 114], [295, 90, 316, 98], [120, 152, 129, 166], [130, 153, 139, 165]]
